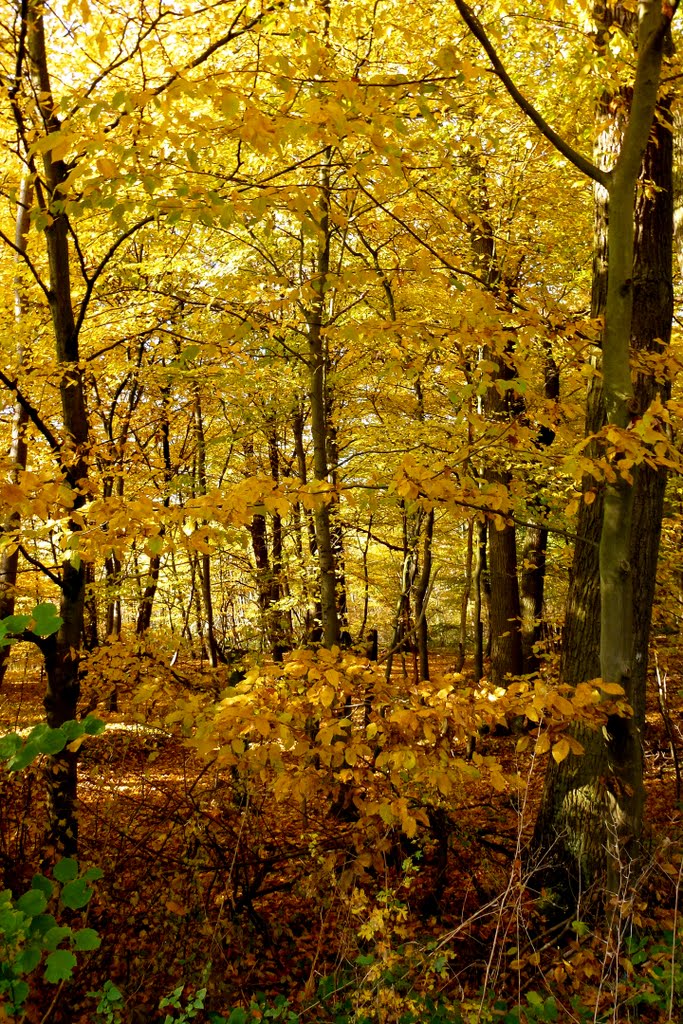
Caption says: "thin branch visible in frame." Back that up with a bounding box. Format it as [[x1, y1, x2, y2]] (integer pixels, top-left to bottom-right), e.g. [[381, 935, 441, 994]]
[[73, 217, 154, 340], [17, 545, 63, 589], [0, 228, 49, 299], [352, 175, 487, 284], [452, 0, 608, 187], [0, 369, 61, 455]]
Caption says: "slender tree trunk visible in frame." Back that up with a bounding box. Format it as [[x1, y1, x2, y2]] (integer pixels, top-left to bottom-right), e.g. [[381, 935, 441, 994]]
[[455, 519, 474, 673], [472, 519, 488, 683], [194, 390, 218, 668], [0, 179, 32, 687], [414, 509, 434, 682], [307, 147, 339, 648], [521, 352, 559, 672], [292, 404, 322, 639], [136, 385, 171, 635]]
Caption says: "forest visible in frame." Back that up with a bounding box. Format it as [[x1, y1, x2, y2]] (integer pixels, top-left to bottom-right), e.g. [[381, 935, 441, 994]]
[[0, 0, 682, 1021]]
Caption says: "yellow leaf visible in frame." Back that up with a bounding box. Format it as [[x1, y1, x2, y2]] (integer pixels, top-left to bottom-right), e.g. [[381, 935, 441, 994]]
[[597, 681, 625, 696], [552, 694, 574, 717], [552, 737, 571, 763], [536, 732, 551, 755], [319, 684, 335, 708], [96, 157, 118, 178]]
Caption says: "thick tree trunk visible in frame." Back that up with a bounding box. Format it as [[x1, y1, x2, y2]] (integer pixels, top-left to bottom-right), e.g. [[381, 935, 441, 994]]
[[24, 0, 91, 856], [534, 3, 673, 898]]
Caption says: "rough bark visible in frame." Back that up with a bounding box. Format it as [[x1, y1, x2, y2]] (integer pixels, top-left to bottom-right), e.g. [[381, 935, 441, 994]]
[[533, 3, 674, 898], [24, 0, 90, 856]]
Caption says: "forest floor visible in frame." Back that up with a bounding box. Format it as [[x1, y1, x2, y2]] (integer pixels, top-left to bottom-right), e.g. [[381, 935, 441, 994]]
[[1, 647, 683, 1024]]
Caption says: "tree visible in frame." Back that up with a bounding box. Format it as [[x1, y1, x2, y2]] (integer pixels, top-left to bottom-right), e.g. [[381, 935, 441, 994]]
[[453, 0, 679, 898]]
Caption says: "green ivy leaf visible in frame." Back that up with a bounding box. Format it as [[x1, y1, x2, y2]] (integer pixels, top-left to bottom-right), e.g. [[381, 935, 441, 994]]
[[44, 949, 77, 983]]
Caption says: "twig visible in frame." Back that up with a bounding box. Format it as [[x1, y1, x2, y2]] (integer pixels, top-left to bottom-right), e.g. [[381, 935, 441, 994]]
[[654, 652, 681, 802]]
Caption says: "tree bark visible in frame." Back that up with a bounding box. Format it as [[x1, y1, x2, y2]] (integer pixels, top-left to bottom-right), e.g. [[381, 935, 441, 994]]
[[533, 2, 674, 898], [25, 0, 90, 856], [0, 178, 32, 687], [306, 147, 339, 648]]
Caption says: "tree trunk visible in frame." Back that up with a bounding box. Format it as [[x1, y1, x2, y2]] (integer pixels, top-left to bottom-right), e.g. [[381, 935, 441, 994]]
[[194, 390, 218, 668], [307, 147, 339, 648], [533, 3, 673, 898], [0, 179, 32, 687], [473, 519, 488, 683], [136, 385, 171, 635], [25, 0, 90, 856], [414, 509, 434, 682]]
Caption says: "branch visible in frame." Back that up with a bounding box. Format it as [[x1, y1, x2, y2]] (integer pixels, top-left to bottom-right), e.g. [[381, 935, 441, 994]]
[[352, 175, 488, 285], [73, 216, 154, 339], [17, 545, 63, 589], [0, 228, 50, 299], [452, 0, 609, 187], [0, 369, 61, 455]]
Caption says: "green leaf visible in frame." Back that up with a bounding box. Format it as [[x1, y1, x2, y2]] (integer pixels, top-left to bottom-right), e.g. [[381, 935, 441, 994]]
[[44, 949, 77, 983], [226, 1010, 248, 1024], [53, 858, 78, 883], [82, 867, 103, 883], [0, 733, 21, 759], [0, 614, 31, 635], [29, 913, 57, 938], [60, 878, 93, 910], [8, 742, 41, 771], [16, 946, 42, 975], [43, 925, 72, 951], [30, 603, 62, 637], [61, 720, 84, 741], [8, 979, 29, 1006], [39, 728, 68, 755], [31, 875, 53, 898], [83, 716, 105, 736], [15, 889, 47, 917], [72, 927, 101, 951], [26, 724, 50, 743]]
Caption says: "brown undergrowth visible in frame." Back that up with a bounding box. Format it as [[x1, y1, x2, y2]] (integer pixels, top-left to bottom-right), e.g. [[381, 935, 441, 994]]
[[0, 645, 682, 1023]]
